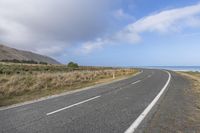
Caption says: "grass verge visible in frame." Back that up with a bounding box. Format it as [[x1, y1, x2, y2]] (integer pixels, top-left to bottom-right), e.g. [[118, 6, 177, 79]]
[[178, 72, 200, 129], [179, 71, 200, 107], [0, 63, 138, 107]]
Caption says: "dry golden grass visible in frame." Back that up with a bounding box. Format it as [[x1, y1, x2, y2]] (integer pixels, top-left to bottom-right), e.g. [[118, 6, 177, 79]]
[[0, 68, 138, 106], [0, 62, 116, 74], [178, 72, 200, 127], [179, 72, 200, 95]]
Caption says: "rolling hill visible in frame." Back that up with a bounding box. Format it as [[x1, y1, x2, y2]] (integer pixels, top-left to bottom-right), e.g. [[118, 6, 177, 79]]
[[0, 44, 60, 64]]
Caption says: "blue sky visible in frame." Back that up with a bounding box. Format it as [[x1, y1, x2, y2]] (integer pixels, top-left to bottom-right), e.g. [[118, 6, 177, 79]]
[[0, 0, 200, 66]]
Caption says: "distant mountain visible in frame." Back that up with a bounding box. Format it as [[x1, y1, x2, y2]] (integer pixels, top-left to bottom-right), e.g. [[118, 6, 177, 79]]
[[0, 44, 60, 64]]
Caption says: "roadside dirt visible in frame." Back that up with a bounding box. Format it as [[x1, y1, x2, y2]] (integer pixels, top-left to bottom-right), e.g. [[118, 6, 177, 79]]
[[144, 72, 200, 133]]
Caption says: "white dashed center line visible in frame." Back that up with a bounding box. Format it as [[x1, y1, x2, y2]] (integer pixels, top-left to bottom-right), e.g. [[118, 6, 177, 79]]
[[131, 80, 141, 85], [46, 95, 101, 116], [147, 75, 152, 78]]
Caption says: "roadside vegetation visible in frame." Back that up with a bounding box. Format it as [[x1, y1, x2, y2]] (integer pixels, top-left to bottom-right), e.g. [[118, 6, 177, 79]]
[[0, 62, 138, 106], [0, 59, 48, 65], [179, 71, 200, 102], [178, 71, 200, 130]]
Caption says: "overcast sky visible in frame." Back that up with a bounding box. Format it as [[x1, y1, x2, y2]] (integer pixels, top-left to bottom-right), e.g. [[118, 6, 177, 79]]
[[1, 0, 200, 66]]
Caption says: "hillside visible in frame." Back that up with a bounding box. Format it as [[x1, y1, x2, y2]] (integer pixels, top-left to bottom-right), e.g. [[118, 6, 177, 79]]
[[0, 44, 60, 64]]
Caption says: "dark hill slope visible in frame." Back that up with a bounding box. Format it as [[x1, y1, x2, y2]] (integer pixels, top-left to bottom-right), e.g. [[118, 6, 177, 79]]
[[0, 44, 60, 64]]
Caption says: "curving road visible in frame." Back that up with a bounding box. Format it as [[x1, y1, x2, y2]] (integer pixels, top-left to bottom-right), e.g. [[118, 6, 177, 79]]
[[0, 69, 173, 133]]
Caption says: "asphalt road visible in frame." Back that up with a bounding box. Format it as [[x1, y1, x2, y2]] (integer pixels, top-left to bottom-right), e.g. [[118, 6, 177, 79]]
[[0, 69, 171, 133]]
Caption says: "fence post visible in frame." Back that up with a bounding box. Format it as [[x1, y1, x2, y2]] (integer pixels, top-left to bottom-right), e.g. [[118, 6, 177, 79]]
[[113, 72, 115, 79]]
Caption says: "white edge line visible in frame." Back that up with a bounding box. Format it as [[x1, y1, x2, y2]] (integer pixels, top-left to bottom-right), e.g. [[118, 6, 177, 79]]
[[46, 95, 101, 116], [131, 80, 141, 85], [125, 70, 171, 133]]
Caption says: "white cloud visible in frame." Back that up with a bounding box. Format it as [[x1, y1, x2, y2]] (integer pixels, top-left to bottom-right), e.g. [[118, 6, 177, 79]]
[[1, 1, 200, 57], [114, 9, 134, 21], [79, 38, 108, 54], [0, 0, 113, 56], [80, 3, 200, 53], [128, 3, 200, 33], [34, 41, 67, 57]]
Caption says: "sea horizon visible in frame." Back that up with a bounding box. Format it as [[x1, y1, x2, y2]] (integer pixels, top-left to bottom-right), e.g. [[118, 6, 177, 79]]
[[141, 66, 200, 72]]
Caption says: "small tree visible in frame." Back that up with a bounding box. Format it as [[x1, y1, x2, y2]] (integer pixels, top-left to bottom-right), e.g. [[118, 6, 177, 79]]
[[67, 61, 79, 69]]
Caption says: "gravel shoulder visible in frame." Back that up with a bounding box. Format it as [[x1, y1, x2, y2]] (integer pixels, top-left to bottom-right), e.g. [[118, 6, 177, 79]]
[[144, 71, 200, 133]]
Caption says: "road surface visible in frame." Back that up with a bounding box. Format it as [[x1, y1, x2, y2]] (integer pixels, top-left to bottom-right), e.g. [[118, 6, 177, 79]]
[[0, 69, 174, 133]]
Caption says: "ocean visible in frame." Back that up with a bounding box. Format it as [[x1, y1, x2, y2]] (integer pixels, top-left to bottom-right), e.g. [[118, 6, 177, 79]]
[[141, 66, 200, 72]]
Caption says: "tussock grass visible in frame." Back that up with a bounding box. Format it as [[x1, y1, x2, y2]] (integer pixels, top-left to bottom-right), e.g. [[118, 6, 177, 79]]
[[178, 72, 200, 126], [0, 63, 138, 106], [180, 71, 200, 94], [0, 62, 115, 74]]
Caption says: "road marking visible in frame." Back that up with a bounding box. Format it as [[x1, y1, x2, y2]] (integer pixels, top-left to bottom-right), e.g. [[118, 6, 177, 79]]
[[46, 95, 101, 116], [147, 75, 152, 78], [125, 71, 171, 133], [134, 70, 143, 77], [131, 80, 141, 85]]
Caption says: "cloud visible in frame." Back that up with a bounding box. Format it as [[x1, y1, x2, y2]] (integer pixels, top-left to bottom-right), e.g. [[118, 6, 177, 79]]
[[80, 3, 200, 53], [80, 40, 104, 54], [128, 3, 200, 33], [114, 9, 134, 21], [1, 1, 200, 57], [0, 0, 114, 56]]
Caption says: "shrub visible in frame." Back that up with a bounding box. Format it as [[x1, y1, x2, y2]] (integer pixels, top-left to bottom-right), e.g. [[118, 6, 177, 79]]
[[67, 61, 79, 69]]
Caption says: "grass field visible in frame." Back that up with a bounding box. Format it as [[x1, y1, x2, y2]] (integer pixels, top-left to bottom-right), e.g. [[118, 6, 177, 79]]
[[0, 62, 138, 106]]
